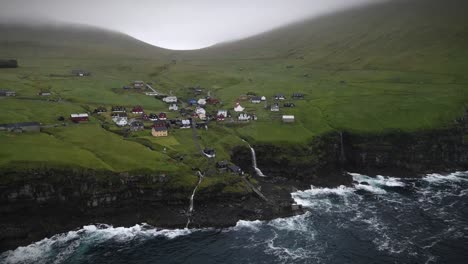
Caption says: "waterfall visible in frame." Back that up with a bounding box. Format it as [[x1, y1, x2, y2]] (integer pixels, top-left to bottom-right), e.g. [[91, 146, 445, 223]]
[[186, 171, 204, 228], [243, 140, 266, 177]]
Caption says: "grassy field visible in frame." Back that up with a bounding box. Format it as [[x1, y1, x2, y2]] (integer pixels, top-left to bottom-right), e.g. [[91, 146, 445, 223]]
[[0, 0, 467, 181]]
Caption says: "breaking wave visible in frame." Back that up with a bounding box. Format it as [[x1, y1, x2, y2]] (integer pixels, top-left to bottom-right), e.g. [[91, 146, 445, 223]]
[[0, 224, 196, 264]]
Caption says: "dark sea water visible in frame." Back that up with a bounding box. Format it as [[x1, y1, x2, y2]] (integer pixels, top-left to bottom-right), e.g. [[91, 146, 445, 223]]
[[1, 172, 468, 264]]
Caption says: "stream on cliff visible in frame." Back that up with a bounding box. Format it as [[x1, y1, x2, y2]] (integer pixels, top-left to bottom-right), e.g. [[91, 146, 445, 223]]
[[1, 172, 467, 264]]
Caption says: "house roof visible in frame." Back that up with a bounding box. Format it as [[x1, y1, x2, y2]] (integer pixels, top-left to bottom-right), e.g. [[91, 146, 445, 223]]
[[153, 126, 167, 131], [251, 96, 262, 101], [70, 113, 89, 118], [228, 165, 241, 172]]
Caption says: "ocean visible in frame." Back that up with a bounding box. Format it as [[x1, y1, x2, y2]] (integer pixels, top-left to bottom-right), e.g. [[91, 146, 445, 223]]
[[1, 172, 467, 264]]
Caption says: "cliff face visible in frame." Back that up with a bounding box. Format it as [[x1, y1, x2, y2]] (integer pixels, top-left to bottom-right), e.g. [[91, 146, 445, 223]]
[[233, 116, 468, 186], [0, 170, 295, 251]]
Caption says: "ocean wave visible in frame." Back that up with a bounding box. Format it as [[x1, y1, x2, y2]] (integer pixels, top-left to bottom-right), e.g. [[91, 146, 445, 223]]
[[423, 171, 468, 184], [268, 211, 312, 233], [0, 224, 196, 264], [232, 219, 264, 232]]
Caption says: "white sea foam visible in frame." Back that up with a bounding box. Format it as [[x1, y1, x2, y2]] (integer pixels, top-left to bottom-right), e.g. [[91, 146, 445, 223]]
[[264, 232, 313, 262], [268, 211, 312, 233], [233, 219, 264, 232], [0, 224, 196, 264], [423, 171, 468, 184]]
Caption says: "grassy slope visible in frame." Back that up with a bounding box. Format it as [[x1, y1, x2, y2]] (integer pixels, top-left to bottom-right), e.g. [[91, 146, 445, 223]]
[[0, 0, 467, 176]]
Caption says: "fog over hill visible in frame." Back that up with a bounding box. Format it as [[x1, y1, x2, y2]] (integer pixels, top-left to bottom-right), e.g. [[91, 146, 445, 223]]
[[0, 0, 381, 50]]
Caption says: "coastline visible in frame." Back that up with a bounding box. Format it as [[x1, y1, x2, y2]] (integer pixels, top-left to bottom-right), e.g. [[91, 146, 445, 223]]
[[1, 122, 468, 252]]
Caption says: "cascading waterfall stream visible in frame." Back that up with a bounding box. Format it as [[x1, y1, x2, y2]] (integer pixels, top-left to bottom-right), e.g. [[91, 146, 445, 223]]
[[186, 171, 204, 228], [243, 140, 267, 177]]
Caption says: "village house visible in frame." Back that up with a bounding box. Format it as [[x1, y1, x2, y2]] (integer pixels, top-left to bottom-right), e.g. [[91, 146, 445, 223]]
[[0, 90, 16, 96], [0, 122, 40, 133], [261, 96, 267, 101], [129, 119, 145, 131], [71, 69, 91, 77], [216, 160, 229, 170], [133, 81, 145, 89], [93, 106, 107, 114], [152, 121, 168, 137], [282, 115, 295, 123], [271, 103, 280, 112], [284, 102, 296, 108], [197, 98, 207, 106], [112, 113, 128, 126], [203, 148, 216, 158], [234, 103, 245, 112], [196, 122, 208, 129], [228, 165, 244, 175], [111, 106, 126, 113], [251, 96, 262, 104], [132, 106, 144, 114], [292, 93, 305, 100], [70, 113, 89, 123], [274, 94, 286, 100], [169, 104, 178, 111], [188, 98, 197, 106], [163, 96, 178, 103], [122, 85, 131, 90], [206, 97, 220, 105], [238, 113, 251, 121], [158, 112, 167, 121], [38, 91, 51, 96], [217, 110, 228, 121], [181, 119, 191, 129], [148, 113, 158, 121], [141, 113, 149, 120]]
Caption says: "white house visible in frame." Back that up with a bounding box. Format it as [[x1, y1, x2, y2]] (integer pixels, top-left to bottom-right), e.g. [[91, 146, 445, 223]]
[[234, 103, 245, 112], [274, 94, 286, 100], [271, 103, 280, 112], [169, 104, 178, 111], [195, 107, 206, 115], [197, 98, 207, 106], [181, 119, 191, 128], [282, 115, 295, 123], [163, 96, 178, 103], [113, 117, 128, 126], [261, 96, 267, 101], [238, 113, 251, 121]]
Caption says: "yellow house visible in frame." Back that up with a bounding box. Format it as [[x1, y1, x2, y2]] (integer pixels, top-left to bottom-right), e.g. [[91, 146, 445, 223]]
[[152, 123, 168, 137]]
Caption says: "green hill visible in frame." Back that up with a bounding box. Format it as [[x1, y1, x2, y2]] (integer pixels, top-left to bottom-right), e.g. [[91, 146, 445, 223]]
[[0, 0, 467, 175]]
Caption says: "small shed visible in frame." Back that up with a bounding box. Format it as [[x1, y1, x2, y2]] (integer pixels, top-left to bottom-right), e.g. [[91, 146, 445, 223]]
[[197, 98, 207, 106], [133, 81, 145, 89], [228, 165, 244, 175], [292, 93, 305, 100], [274, 94, 286, 100], [216, 160, 229, 169], [71, 69, 91, 77], [251, 96, 262, 104], [282, 115, 295, 123]]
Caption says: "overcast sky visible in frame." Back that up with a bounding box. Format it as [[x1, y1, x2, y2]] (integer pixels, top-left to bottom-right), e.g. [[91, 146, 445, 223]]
[[0, 0, 380, 50]]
